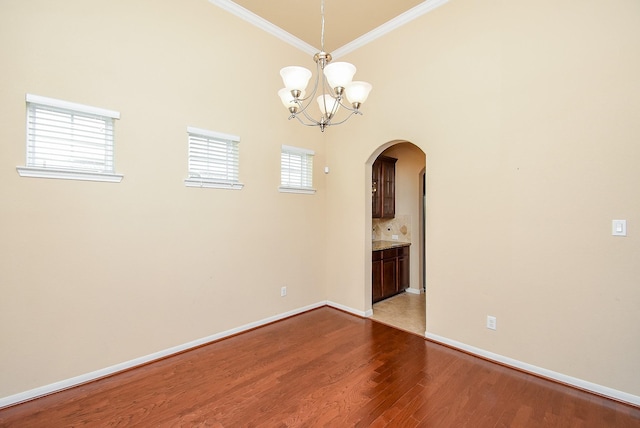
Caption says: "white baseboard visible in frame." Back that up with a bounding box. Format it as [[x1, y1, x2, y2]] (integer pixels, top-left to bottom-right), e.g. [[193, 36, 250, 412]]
[[0, 301, 328, 409], [8, 304, 634, 410], [425, 332, 640, 407], [326, 300, 372, 318], [406, 287, 421, 295]]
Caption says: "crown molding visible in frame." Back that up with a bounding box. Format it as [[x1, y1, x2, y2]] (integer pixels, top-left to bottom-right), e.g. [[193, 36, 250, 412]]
[[332, 0, 450, 58], [208, 0, 317, 56], [209, 0, 449, 58]]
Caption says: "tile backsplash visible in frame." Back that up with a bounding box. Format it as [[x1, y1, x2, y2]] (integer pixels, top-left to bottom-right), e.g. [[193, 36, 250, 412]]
[[372, 215, 411, 243]]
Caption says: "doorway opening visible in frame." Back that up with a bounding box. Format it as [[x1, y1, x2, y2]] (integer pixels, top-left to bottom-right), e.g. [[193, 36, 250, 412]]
[[368, 141, 426, 336]]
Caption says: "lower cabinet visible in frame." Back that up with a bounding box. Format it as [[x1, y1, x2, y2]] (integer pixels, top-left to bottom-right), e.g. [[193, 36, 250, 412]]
[[372, 245, 410, 303]]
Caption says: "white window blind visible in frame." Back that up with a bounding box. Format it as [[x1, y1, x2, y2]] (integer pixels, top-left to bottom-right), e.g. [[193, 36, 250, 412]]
[[185, 127, 243, 190], [17, 94, 122, 182], [279, 145, 315, 194]]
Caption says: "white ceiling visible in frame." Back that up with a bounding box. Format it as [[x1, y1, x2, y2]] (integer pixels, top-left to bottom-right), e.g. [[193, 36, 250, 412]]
[[210, 0, 447, 56]]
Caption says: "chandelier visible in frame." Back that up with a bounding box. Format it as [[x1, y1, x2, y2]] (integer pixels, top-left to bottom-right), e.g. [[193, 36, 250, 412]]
[[277, 0, 372, 132]]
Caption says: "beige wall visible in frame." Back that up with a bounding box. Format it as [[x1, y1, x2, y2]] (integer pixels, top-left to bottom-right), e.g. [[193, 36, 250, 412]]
[[2, 0, 639, 403], [0, 0, 326, 398], [324, 0, 640, 397]]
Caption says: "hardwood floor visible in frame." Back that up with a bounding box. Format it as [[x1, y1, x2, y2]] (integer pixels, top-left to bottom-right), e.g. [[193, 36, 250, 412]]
[[1, 307, 638, 427]]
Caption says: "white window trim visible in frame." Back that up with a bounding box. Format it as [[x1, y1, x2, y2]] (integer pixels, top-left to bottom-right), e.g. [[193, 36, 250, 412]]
[[184, 178, 244, 190], [18, 94, 122, 183], [184, 126, 244, 190], [278, 186, 316, 195], [26, 94, 120, 119], [16, 166, 123, 182], [279, 144, 316, 195]]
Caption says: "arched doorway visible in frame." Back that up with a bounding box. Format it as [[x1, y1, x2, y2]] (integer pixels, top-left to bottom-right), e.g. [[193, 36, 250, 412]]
[[367, 140, 427, 336]]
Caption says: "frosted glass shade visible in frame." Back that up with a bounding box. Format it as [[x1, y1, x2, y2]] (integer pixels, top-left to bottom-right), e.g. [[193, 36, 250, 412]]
[[317, 94, 340, 116], [278, 88, 304, 109], [323, 62, 356, 89], [345, 81, 373, 105], [280, 66, 312, 92]]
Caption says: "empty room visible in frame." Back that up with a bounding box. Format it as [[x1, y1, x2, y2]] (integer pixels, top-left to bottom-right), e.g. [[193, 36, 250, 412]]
[[1, 0, 639, 425]]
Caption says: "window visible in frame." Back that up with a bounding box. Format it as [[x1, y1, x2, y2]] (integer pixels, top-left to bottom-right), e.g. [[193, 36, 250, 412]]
[[279, 145, 315, 194], [185, 127, 243, 189], [17, 94, 122, 182]]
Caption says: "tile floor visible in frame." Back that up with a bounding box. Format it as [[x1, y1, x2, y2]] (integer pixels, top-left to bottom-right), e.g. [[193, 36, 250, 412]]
[[370, 291, 426, 336]]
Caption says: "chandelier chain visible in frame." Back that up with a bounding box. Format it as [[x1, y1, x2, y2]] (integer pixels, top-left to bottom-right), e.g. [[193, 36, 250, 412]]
[[320, 0, 325, 52]]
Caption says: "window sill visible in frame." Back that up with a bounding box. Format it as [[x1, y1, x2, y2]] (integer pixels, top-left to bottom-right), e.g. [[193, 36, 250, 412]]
[[278, 186, 316, 195], [17, 166, 123, 183], [184, 178, 244, 190]]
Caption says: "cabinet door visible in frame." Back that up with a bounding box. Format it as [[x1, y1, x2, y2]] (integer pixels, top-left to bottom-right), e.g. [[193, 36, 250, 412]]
[[372, 161, 382, 218], [372, 259, 383, 302], [372, 156, 396, 219], [382, 257, 397, 298], [381, 160, 395, 218]]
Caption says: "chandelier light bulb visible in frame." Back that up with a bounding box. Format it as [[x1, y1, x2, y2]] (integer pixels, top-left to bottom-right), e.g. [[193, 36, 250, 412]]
[[323, 62, 356, 92], [317, 94, 340, 117], [280, 66, 312, 92], [278, 88, 305, 113], [345, 81, 373, 107]]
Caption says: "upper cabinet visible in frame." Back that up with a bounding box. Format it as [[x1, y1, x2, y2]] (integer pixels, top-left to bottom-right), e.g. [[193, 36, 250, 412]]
[[372, 155, 397, 218]]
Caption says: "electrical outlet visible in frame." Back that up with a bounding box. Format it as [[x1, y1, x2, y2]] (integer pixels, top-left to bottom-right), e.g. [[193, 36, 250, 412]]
[[486, 315, 497, 330], [391, 234, 399, 240], [280, 286, 287, 297]]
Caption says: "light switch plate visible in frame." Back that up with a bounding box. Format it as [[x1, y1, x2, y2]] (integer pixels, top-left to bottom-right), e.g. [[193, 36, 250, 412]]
[[612, 220, 627, 236], [487, 315, 497, 330]]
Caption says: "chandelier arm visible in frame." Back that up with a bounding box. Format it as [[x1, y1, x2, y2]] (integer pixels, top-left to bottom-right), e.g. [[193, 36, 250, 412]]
[[321, 110, 361, 128], [320, 80, 355, 116], [286, 60, 322, 121], [289, 111, 326, 128], [285, 97, 321, 126], [298, 104, 323, 125], [295, 117, 326, 127], [336, 98, 362, 112], [328, 95, 341, 118], [292, 98, 318, 122], [317, 59, 339, 126], [296, 64, 321, 105], [286, 106, 322, 127], [321, 77, 335, 98]]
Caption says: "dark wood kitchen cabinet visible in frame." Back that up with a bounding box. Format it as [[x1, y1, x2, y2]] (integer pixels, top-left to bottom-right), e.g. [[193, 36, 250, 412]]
[[372, 156, 396, 219], [372, 244, 410, 303]]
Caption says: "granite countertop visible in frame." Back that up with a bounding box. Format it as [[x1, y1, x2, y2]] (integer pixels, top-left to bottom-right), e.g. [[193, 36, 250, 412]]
[[372, 240, 411, 251]]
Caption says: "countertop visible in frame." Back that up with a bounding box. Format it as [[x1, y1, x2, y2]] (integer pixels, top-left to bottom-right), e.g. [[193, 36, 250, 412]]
[[372, 240, 411, 251]]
